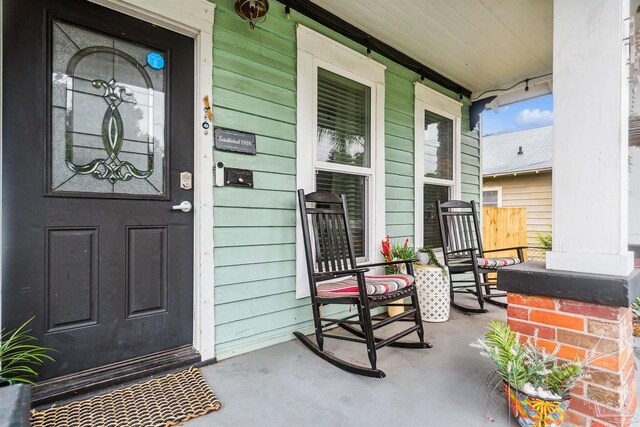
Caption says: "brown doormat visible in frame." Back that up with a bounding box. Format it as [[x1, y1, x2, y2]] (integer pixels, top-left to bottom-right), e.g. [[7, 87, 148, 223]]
[[31, 367, 221, 427]]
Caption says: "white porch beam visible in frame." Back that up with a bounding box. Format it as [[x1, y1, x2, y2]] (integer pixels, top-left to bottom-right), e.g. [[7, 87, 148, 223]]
[[546, 0, 634, 276]]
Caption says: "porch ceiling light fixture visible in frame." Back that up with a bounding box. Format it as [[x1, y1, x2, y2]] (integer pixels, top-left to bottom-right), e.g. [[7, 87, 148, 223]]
[[235, 0, 269, 30]]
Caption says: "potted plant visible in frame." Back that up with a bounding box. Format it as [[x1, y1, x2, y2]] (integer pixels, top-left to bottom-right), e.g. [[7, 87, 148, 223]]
[[1, 318, 54, 386], [0, 318, 53, 426], [381, 236, 417, 316], [632, 296, 640, 337], [472, 321, 588, 427], [380, 235, 416, 274], [416, 247, 446, 270]]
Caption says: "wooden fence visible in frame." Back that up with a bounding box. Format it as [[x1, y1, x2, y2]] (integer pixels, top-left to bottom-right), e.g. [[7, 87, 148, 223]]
[[482, 207, 528, 259]]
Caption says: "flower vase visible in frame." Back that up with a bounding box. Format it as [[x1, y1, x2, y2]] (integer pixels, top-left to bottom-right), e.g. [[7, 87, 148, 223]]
[[503, 382, 570, 427]]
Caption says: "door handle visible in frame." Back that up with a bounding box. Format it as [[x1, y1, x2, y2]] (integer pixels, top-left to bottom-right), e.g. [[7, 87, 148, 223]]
[[172, 201, 193, 212]]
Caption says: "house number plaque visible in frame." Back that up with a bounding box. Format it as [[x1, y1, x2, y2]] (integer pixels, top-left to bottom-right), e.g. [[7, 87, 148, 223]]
[[180, 172, 192, 190]]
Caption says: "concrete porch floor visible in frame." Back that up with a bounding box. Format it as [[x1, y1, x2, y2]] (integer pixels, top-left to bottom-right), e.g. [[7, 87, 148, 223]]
[[188, 305, 518, 427]]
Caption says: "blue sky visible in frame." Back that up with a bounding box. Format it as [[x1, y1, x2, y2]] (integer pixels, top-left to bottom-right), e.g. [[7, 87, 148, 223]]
[[482, 94, 553, 136]]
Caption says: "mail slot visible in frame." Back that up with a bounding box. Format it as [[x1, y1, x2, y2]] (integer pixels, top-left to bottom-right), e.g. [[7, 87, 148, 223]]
[[224, 168, 253, 188]]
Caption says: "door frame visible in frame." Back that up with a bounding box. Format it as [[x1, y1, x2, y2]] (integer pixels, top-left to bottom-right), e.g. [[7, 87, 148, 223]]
[[0, 0, 217, 361]]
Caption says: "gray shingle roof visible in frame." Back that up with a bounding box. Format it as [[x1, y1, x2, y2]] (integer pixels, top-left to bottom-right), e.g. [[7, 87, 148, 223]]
[[482, 125, 552, 176]]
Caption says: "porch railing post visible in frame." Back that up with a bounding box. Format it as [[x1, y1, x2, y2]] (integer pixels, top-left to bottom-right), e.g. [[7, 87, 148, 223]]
[[546, 0, 634, 277]]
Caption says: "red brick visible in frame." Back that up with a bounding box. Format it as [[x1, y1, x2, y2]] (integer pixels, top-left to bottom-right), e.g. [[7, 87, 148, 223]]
[[557, 329, 619, 353], [571, 393, 637, 427], [621, 352, 635, 380], [625, 391, 638, 415], [591, 421, 614, 427], [588, 319, 621, 338], [536, 338, 585, 361], [559, 300, 626, 321], [507, 293, 556, 309], [589, 369, 623, 389], [530, 309, 585, 330], [571, 381, 586, 397], [566, 409, 587, 426], [590, 353, 624, 372], [570, 396, 620, 419], [507, 305, 529, 320], [507, 319, 556, 340], [588, 384, 623, 408]]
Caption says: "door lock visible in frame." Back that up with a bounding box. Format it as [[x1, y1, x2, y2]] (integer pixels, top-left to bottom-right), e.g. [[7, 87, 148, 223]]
[[172, 201, 193, 212]]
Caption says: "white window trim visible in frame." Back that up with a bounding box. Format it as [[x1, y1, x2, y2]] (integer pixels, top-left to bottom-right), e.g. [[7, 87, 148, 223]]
[[296, 25, 386, 299], [414, 82, 462, 250], [482, 186, 503, 207], [88, 0, 216, 360]]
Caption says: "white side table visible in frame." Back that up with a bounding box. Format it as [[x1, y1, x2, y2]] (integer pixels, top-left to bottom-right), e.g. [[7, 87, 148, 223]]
[[414, 265, 450, 322]]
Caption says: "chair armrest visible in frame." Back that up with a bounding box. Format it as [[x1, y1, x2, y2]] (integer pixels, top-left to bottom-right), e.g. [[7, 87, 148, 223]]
[[483, 246, 527, 254], [358, 259, 417, 268], [447, 248, 478, 255], [313, 267, 370, 279]]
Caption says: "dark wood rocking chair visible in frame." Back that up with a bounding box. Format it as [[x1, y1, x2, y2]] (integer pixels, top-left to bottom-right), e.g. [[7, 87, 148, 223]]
[[295, 189, 431, 378], [436, 200, 526, 313]]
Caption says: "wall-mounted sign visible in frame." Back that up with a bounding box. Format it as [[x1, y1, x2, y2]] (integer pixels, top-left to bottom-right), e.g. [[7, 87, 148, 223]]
[[214, 127, 256, 155]]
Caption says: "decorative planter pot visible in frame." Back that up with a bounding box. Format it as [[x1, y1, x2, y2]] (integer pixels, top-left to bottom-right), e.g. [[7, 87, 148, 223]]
[[387, 303, 405, 317], [416, 252, 430, 266], [0, 384, 31, 427], [503, 382, 570, 427], [414, 265, 450, 322]]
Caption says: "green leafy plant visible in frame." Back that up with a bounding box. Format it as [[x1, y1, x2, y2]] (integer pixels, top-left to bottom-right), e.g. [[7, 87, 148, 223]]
[[632, 296, 640, 336], [0, 318, 54, 386], [633, 296, 640, 321], [381, 235, 417, 274], [537, 233, 552, 251], [417, 247, 447, 277], [471, 321, 588, 399], [418, 247, 444, 269]]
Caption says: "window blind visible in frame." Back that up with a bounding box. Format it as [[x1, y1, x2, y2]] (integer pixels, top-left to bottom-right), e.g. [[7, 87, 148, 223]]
[[424, 110, 453, 180], [316, 68, 371, 167], [316, 171, 366, 257], [423, 184, 450, 249]]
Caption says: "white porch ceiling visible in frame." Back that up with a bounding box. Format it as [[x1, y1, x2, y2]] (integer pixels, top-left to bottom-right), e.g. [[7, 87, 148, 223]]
[[309, 0, 553, 99]]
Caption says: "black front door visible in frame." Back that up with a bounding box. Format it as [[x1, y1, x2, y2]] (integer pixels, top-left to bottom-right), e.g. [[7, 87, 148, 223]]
[[2, 0, 195, 380]]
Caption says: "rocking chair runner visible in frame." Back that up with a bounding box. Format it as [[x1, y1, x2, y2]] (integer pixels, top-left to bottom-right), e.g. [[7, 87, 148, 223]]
[[295, 189, 431, 378], [436, 200, 526, 313]]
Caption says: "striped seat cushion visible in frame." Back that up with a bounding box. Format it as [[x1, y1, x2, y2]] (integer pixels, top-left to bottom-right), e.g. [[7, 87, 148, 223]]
[[477, 257, 521, 268], [316, 274, 414, 298]]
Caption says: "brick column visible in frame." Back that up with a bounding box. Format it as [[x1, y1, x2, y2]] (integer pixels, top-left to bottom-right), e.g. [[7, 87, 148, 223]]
[[506, 293, 636, 426]]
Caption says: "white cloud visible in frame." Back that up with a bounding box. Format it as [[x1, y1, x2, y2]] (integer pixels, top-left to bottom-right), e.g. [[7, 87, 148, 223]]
[[516, 108, 553, 126]]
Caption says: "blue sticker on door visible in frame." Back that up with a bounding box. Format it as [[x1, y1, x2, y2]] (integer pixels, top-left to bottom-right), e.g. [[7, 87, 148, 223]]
[[146, 52, 165, 70]]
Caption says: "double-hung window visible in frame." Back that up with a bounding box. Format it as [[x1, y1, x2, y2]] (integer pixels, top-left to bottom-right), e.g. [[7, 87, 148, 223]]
[[482, 187, 502, 207], [296, 25, 386, 298], [414, 83, 462, 250], [315, 68, 371, 257]]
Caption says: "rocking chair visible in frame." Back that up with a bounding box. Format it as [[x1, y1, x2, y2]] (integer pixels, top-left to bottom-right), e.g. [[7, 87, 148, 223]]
[[436, 200, 525, 313], [295, 189, 431, 378]]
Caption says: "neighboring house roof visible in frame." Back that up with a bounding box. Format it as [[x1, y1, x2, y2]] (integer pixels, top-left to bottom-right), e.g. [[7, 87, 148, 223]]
[[482, 125, 553, 176]]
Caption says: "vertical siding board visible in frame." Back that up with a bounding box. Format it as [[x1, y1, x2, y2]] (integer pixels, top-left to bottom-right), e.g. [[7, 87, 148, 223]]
[[211, 0, 481, 357]]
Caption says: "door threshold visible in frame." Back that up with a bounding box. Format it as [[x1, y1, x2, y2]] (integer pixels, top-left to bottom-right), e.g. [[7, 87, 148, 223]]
[[32, 346, 201, 407]]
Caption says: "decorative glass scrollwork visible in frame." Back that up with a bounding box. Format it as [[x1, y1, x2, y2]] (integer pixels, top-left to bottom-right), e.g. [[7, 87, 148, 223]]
[[50, 19, 165, 196]]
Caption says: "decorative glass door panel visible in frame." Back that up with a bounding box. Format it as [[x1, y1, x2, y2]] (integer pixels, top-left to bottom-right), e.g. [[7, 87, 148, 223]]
[[50, 19, 166, 197]]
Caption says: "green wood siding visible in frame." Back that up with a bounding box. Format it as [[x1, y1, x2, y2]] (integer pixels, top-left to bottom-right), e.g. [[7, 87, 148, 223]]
[[210, 0, 481, 359]]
